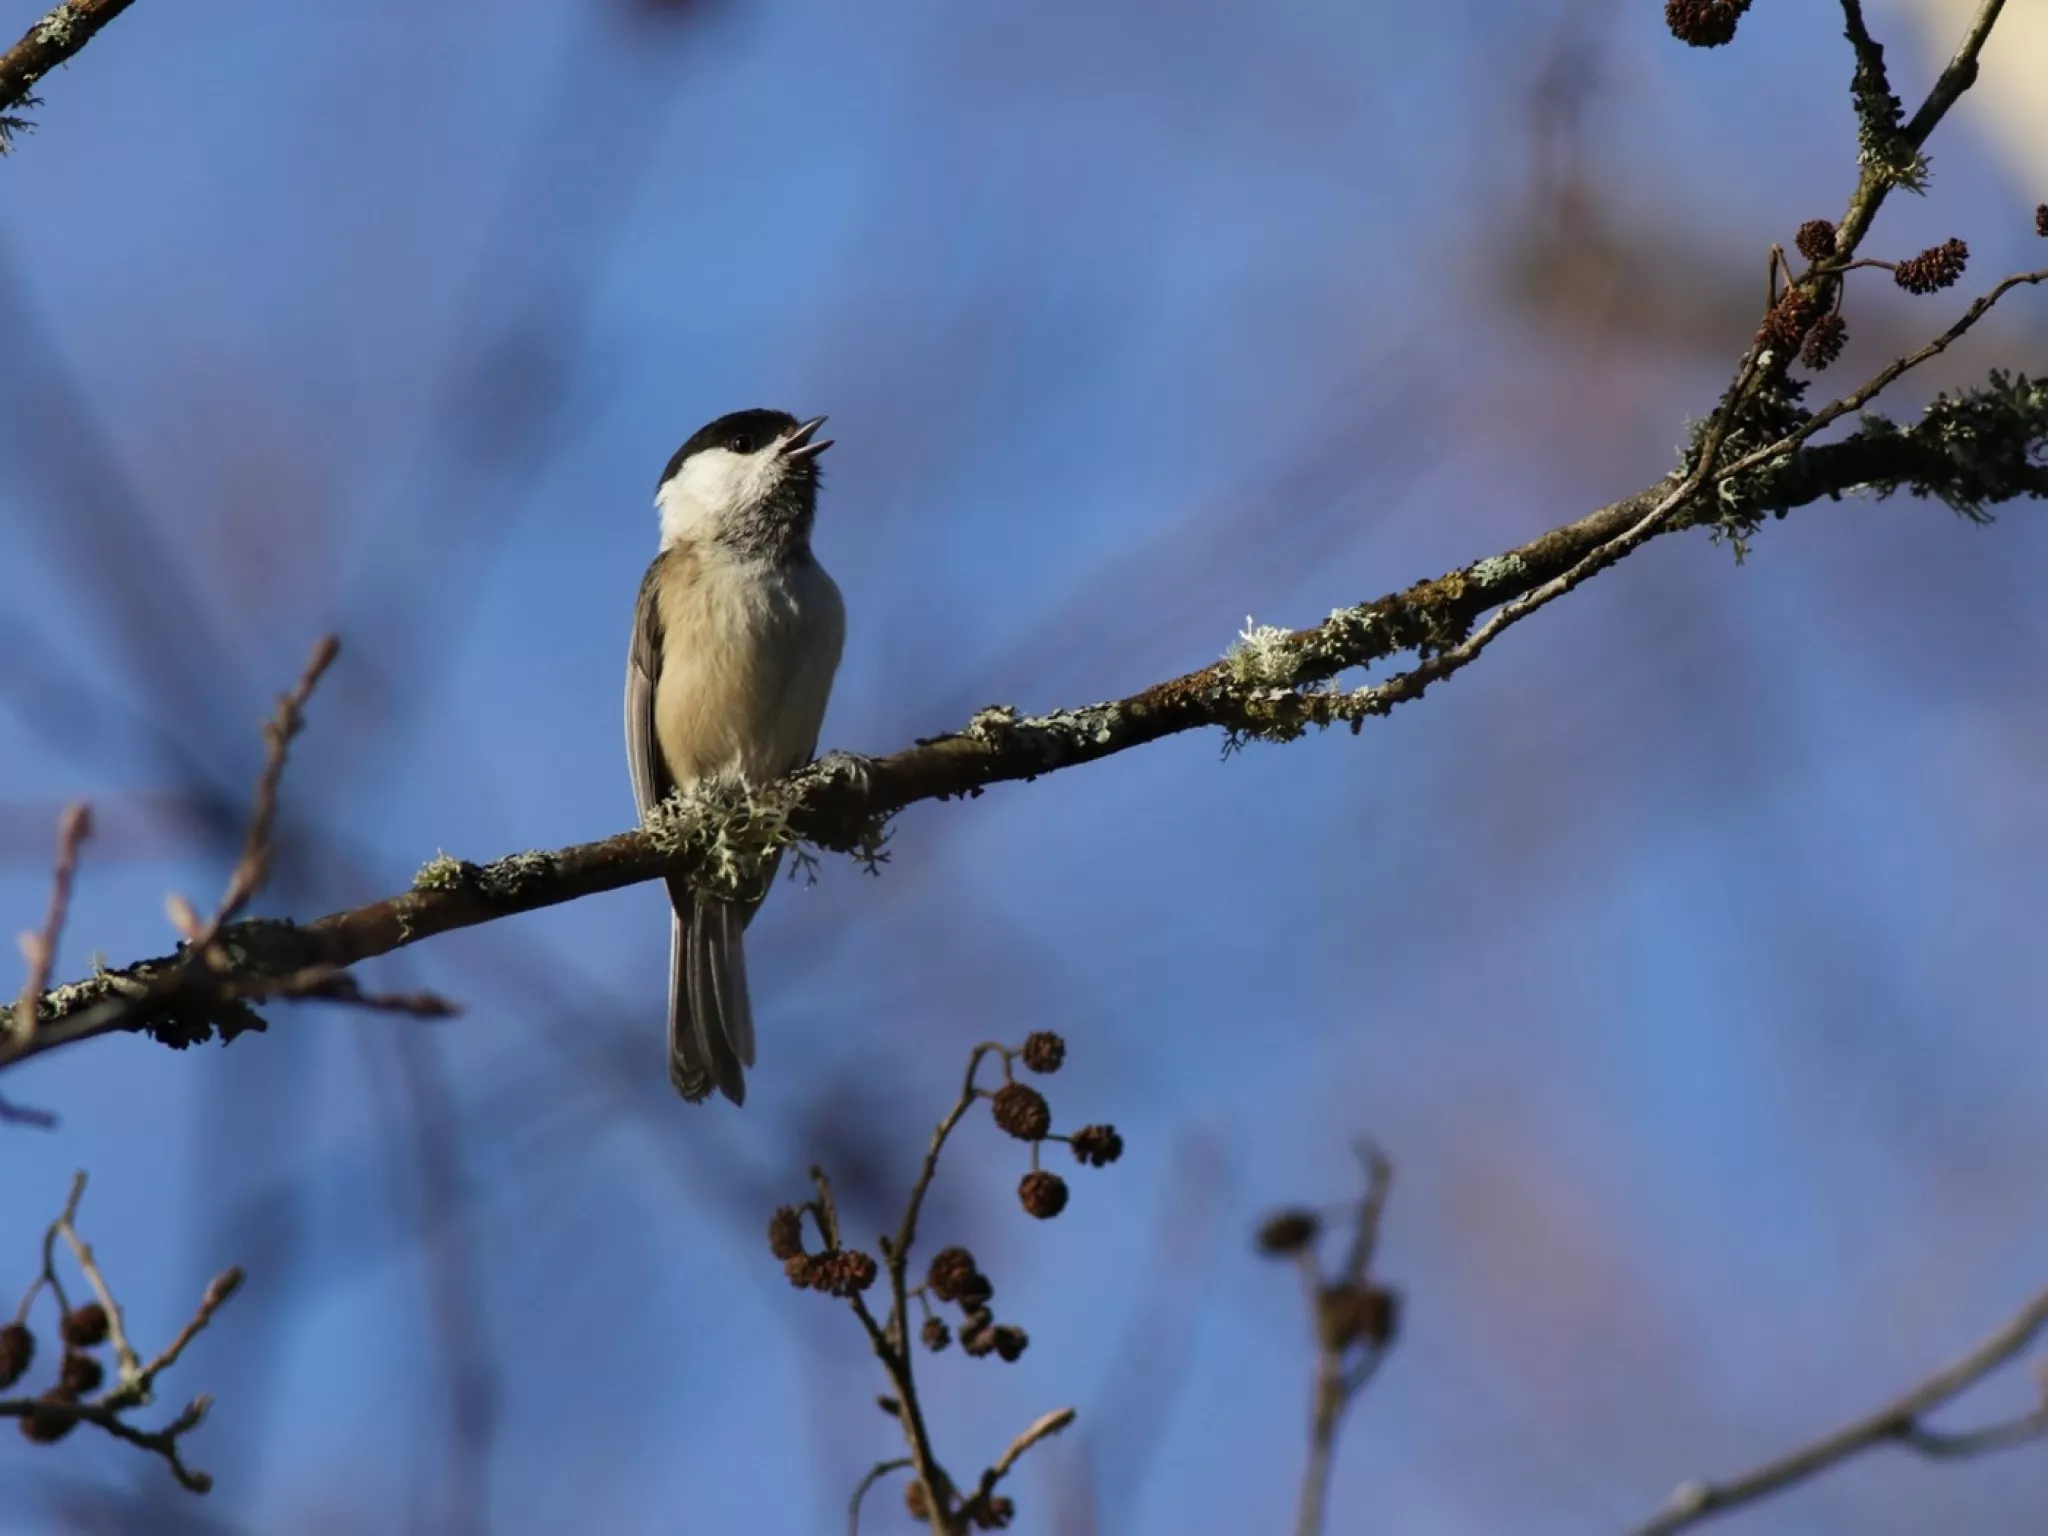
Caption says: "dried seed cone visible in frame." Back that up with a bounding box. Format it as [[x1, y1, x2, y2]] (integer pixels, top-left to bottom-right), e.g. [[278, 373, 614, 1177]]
[[1255, 1209, 1322, 1256], [0, 1323, 32, 1390], [60, 1304, 107, 1350], [1018, 1031, 1066, 1073], [992, 1083, 1052, 1141], [1018, 1170, 1069, 1219], [767, 1206, 805, 1261]]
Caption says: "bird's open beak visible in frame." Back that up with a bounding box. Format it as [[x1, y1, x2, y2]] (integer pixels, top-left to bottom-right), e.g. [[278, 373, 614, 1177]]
[[781, 416, 833, 461]]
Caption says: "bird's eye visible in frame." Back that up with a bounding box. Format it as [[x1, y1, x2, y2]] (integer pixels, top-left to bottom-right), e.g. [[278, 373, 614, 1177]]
[[727, 433, 754, 454]]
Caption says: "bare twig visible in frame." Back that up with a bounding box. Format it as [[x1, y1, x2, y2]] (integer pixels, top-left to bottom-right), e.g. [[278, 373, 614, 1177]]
[[1287, 1144, 1400, 1536], [111, 1265, 243, 1411], [188, 633, 341, 947], [892, 1044, 1005, 1296], [1328, 264, 2048, 735], [0, 1090, 57, 1127], [12, 802, 90, 1043], [248, 964, 462, 1018], [1633, 1277, 2048, 1534], [1, 1172, 242, 1492], [812, 1164, 953, 1536], [54, 1174, 142, 1382], [849, 1457, 913, 1536], [1900, 0, 2006, 148], [0, 0, 142, 152], [966, 1405, 1077, 1511]]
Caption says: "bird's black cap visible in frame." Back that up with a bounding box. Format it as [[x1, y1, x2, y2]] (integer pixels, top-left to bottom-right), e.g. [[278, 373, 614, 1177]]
[[658, 408, 807, 491]]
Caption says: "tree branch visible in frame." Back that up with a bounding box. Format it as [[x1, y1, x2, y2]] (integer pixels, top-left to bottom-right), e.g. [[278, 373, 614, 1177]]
[[1632, 1277, 2048, 1535], [3, 376, 2044, 1078], [11, 801, 89, 1043], [2, 1171, 241, 1492], [1273, 1144, 1401, 1536], [0, 0, 141, 152]]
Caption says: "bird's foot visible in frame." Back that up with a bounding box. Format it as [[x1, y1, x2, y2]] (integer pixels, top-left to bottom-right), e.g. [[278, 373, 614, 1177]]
[[813, 750, 880, 795]]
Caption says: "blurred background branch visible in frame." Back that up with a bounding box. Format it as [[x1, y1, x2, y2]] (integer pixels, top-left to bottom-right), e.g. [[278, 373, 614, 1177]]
[[1, 1172, 241, 1493], [1, 0, 2046, 1531], [1635, 1273, 2048, 1534]]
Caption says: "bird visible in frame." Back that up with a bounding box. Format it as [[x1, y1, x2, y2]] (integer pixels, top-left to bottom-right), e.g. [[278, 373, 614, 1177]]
[[625, 408, 845, 1104]]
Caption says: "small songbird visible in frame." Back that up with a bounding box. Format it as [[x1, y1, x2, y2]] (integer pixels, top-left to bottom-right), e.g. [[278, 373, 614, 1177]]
[[625, 408, 845, 1104]]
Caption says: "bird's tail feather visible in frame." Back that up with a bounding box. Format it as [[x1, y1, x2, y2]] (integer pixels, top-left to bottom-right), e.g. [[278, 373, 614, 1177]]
[[667, 896, 754, 1105]]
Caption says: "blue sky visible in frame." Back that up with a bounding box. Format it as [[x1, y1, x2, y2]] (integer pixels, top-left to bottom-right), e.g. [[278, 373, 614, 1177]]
[[3, 1, 2047, 1532]]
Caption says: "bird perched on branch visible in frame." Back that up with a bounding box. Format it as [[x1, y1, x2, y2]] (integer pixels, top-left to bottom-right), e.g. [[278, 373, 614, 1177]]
[[625, 409, 844, 1104]]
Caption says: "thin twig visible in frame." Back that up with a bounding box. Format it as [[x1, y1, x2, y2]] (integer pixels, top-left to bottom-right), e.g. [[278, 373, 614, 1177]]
[[55, 1177, 142, 1382], [1631, 1277, 2048, 1535], [883, 1046, 1018, 1535], [0, 1390, 218, 1491], [105, 1266, 243, 1412], [849, 1458, 913, 1536], [0, 1090, 57, 1128], [963, 1404, 1077, 1517], [2, 1172, 241, 1492], [1899, 1401, 2048, 1459], [807, 1166, 951, 1534], [1292, 1146, 1399, 1536], [1901, 0, 2006, 147], [250, 965, 462, 1018], [892, 1044, 1004, 1281], [190, 633, 341, 946], [1337, 265, 2048, 732], [12, 802, 91, 1043], [13, 1170, 83, 1326]]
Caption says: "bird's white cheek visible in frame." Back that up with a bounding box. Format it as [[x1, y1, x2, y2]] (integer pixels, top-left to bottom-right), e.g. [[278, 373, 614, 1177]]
[[656, 447, 786, 546]]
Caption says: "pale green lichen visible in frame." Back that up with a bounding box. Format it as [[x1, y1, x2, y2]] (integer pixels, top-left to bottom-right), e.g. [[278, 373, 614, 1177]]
[[413, 850, 474, 892], [1910, 370, 2048, 521], [1849, 51, 1928, 194], [964, 704, 1020, 741], [1468, 554, 1527, 589], [477, 851, 557, 902], [644, 777, 802, 900], [644, 771, 897, 889], [1224, 616, 1300, 688], [32, 6, 76, 47]]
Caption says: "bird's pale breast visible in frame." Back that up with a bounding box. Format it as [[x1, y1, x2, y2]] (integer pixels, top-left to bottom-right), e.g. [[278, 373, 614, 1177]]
[[653, 547, 844, 789]]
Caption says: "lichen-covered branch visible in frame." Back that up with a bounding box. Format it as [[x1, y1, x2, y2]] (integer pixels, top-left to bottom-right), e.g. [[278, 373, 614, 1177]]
[[0, 0, 141, 152], [4, 378, 2045, 1076]]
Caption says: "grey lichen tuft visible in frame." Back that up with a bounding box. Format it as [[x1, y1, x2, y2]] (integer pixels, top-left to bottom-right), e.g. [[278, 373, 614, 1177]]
[[1848, 40, 1927, 193], [1467, 554, 1527, 590], [964, 704, 1020, 743], [1224, 616, 1300, 689], [644, 777, 801, 901], [412, 851, 476, 893], [32, 6, 77, 46], [1908, 371, 2048, 522], [476, 850, 558, 902]]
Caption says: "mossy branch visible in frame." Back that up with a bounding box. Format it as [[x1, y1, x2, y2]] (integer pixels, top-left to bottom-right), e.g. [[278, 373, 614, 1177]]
[[5, 385, 2044, 1076], [0, 0, 141, 152]]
